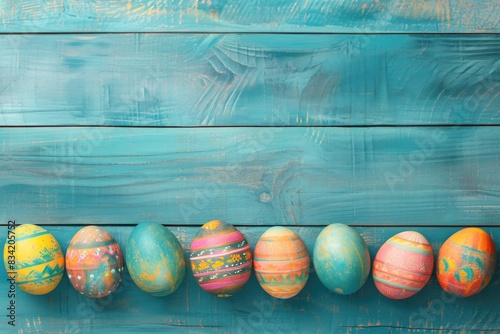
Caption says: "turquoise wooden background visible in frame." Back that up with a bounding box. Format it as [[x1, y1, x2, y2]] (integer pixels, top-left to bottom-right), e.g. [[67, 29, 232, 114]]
[[1, 1, 499, 333]]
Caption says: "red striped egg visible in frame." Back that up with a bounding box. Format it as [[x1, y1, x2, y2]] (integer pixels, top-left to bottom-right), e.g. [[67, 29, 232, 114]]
[[190, 220, 252, 297], [373, 231, 434, 299], [66, 226, 124, 298], [254, 226, 310, 299]]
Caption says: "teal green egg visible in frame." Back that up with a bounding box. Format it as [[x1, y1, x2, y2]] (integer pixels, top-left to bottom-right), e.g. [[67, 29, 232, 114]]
[[313, 224, 371, 295], [126, 222, 186, 297]]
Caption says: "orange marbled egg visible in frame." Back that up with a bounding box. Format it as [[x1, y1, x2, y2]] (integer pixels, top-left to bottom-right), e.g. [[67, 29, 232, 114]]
[[436, 228, 496, 298]]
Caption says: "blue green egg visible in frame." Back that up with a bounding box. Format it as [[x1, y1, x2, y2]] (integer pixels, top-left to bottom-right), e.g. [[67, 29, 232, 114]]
[[126, 222, 186, 297], [313, 224, 371, 295]]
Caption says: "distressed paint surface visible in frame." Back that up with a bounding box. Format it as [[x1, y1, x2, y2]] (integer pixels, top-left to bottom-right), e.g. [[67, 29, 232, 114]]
[[0, 34, 499, 126], [0, 226, 498, 333], [1, 0, 499, 33], [1, 127, 499, 227]]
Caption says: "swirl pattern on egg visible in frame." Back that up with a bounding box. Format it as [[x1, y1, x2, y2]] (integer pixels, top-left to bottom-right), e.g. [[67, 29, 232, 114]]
[[436, 227, 496, 298]]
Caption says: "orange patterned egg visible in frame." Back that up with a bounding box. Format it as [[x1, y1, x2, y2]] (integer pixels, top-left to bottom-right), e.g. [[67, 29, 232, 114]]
[[436, 228, 496, 298], [66, 226, 124, 298], [254, 227, 310, 299], [373, 231, 434, 299]]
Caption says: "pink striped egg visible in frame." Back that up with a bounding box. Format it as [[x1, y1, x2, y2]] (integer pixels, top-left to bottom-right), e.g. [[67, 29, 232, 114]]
[[373, 231, 434, 299], [190, 220, 252, 297]]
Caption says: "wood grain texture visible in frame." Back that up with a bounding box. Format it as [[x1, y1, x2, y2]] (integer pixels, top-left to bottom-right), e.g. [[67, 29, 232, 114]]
[[0, 225, 498, 333], [1, 0, 499, 33], [1, 127, 499, 227], [1, 34, 499, 126], [2, 1, 500, 331]]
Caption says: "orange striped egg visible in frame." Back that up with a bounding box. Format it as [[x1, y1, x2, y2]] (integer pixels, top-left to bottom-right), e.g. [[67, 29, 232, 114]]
[[254, 227, 310, 299], [3, 224, 64, 295], [436, 228, 496, 297], [373, 231, 434, 299], [190, 220, 252, 297]]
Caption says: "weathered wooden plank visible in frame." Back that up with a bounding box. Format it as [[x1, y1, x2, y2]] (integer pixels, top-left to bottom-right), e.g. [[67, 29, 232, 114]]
[[1, 34, 499, 126], [0, 225, 498, 333], [1, 0, 499, 33], [1, 127, 499, 227]]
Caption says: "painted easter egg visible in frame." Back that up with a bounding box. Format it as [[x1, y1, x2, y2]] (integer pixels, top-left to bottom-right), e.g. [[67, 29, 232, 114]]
[[3, 224, 64, 295], [126, 222, 186, 297], [66, 226, 124, 298], [254, 226, 310, 299], [373, 231, 434, 299], [436, 227, 496, 298], [313, 224, 370, 295], [190, 220, 252, 297]]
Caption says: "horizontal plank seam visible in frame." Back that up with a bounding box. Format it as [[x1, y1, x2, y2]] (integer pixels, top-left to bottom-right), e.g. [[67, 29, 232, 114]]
[[1, 124, 499, 129], [1, 31, 500, 36], [0, 29, 500, 35]]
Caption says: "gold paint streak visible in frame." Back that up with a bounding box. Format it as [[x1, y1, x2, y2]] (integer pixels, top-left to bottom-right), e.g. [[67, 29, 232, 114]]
[[179, 9, 184, 24], [139, 267, 161, 282], [209, 9, 219, 21], [76, 36, 96, 41], [204, 220, 222, 230], [132, 5, 145, 13], [391, 0, 451, 24], [446, 3, 451, 27]]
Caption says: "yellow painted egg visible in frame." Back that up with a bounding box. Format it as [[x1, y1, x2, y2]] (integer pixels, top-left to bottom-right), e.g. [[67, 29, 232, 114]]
[[3, 224, 65, 295]]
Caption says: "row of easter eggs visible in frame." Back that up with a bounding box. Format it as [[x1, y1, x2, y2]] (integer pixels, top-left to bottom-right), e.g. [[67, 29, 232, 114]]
[[3, 221, 497, 300]]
